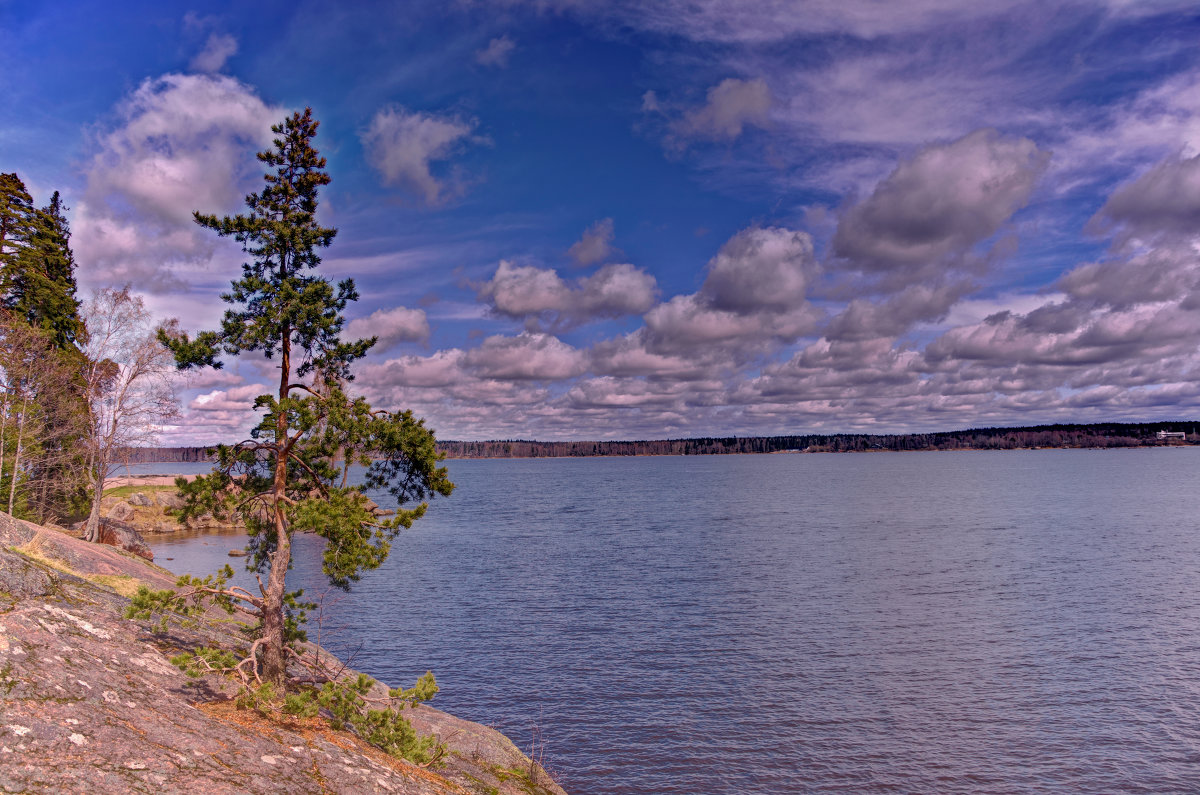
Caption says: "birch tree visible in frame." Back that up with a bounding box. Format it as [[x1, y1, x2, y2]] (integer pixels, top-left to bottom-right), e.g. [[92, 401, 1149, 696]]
[[81, 288, 179, 542]]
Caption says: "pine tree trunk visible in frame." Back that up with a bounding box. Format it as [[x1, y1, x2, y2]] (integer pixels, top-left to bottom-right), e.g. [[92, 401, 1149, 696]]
[[261, 322, 293, 685]]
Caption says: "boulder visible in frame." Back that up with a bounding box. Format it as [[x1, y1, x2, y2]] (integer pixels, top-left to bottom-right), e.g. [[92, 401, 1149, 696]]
[[91, 518, 154, 561], [127, 492, 153, 507], [106, 500, 134, 521], [154, 491, 184, 509]]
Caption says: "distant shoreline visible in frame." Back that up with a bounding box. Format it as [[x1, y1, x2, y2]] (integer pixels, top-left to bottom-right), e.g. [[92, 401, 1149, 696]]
[[127, 421, 1200, 462]]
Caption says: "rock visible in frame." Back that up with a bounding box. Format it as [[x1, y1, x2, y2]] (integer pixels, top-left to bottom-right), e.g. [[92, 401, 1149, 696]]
[[154, 491, 184, 510], [0, 550, 52, 599], [0, 518, 568, 795], [106, 501, 134, 522], [228, 549, 247, 557], [189, 512, 217, 529], [91, 518, 154, 561], [127, 492, 153, 507]]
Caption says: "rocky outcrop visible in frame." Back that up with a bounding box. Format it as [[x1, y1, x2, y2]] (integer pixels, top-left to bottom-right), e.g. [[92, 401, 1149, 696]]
[[0, 513, 566, 795], [69, 517, 155, 561]]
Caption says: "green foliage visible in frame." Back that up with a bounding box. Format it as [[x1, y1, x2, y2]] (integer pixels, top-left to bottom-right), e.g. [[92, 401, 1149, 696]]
[[0, 174, 91, 525], [235, 681, 277, 714], [311, 671, 440, 764], [170, 646, 240, 678], [4, 192, 84, 349], [124, 565, 238, 632]]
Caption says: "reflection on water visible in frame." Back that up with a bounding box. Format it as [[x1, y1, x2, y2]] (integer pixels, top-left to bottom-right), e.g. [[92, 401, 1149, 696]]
[[150, 449, 1200, 794]]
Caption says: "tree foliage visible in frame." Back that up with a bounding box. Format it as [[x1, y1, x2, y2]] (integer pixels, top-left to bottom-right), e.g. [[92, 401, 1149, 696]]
[[159, 108, 453, 687], [0, 173, 90, 523]]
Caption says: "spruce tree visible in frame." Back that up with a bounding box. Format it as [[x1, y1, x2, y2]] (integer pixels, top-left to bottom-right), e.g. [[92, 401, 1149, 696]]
[[160, 109, 453, 684], [0, 173, 34, 263], [4, 192, 85, 349], [0, 175, 89, 522]]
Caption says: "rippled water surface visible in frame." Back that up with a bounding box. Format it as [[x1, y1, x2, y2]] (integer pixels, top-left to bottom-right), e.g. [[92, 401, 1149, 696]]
[[149, 449, 1200, 793]]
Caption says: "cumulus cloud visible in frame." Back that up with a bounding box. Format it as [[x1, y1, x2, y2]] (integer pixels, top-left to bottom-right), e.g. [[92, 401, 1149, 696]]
[[478, 260, 658, 329], [190, 33, 238, 72], [567, 218, 616, 266], [72, 74, 279, 291], [825, 282, 971, 341], [476, 35, 516, 67], [345, 306, 430, 350], [638, 226, 820, 356], [463, 333, 588, 380], [1095, 154, 1200, 238], [675, 77, 771, 141], [833, 129, 1049, 282], [700, 226, 815, 312], [361, 106, 478, 204]]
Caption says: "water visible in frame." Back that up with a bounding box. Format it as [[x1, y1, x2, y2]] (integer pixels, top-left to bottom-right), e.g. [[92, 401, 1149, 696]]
[[148, 449, 1200, 793]]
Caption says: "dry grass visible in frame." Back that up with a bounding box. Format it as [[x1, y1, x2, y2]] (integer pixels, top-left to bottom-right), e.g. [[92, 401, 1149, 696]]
[[87, 574, 141, 597], [12, 534, 146, 597]]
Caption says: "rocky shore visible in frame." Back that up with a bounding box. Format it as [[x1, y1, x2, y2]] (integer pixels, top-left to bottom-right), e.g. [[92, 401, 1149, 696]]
[[0, 511, 567, 794]]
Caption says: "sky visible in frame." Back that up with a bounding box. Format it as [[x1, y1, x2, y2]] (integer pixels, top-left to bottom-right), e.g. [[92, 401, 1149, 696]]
[[4, 1, 1200, 444]]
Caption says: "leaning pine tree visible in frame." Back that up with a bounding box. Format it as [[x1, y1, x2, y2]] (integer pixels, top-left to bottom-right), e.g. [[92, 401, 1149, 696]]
[[153, 108, 453, 685]]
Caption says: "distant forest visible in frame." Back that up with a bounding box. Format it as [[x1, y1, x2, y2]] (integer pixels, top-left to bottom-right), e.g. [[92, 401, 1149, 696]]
[[126, 421, 1200, 462]]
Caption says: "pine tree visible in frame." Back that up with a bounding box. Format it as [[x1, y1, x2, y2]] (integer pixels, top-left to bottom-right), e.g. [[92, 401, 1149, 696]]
[[160, 109, 454, 684]]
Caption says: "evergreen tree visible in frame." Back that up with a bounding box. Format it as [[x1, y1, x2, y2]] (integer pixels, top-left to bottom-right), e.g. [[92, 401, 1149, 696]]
[[159, 109, 454, 684], [4, 192, 85, 349], [0, 174, 90, 522], [0, 173, 34, 263]]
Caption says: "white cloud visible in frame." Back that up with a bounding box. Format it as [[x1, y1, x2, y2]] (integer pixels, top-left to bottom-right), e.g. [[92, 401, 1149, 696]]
[[361, 106, 478, 204], [833, 129, 1048, 281], [567, 218, 616, 265], [701, 226, 815, 312], [476, 35, 516, 67], [478, 260, 658, 328], [675, 77, 771, 142], [72, 73, 280, 291], [189, 384, 270, 412], [345, 306, 430, 350], [190, 33, 238, 73], [463, 333, 588, 380]]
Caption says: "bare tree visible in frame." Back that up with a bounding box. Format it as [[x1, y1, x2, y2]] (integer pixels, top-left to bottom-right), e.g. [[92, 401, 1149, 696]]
[[81, 288, 179, 543]]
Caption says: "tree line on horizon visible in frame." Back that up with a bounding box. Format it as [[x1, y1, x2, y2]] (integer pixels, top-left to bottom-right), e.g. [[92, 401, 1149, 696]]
[[125, 420, 1199, 462]]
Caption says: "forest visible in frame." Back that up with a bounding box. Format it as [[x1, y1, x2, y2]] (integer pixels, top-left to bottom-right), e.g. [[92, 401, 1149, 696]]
[[127, 420, 1198, 462]]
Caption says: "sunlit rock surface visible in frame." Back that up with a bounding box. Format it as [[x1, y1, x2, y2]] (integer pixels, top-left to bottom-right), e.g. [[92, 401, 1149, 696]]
[[0, 512, 566, 795]]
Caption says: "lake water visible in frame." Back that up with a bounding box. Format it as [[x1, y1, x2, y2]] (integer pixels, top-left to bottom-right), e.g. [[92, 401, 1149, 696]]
[[147, 449, 1200, 794]]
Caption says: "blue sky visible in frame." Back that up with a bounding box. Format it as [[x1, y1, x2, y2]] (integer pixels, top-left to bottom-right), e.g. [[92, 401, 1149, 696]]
[[4, 1, 1200, 443]]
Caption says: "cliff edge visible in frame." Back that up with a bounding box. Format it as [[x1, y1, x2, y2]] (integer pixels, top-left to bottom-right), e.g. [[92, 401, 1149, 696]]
[[0, 513, 566, 795]]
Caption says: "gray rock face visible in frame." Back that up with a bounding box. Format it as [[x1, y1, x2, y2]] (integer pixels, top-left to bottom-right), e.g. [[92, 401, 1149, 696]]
[[154, 492, 184, 510], [127, 492, 153, 507], [106, 501, 134, 522], [0, 514, 568, 795]]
